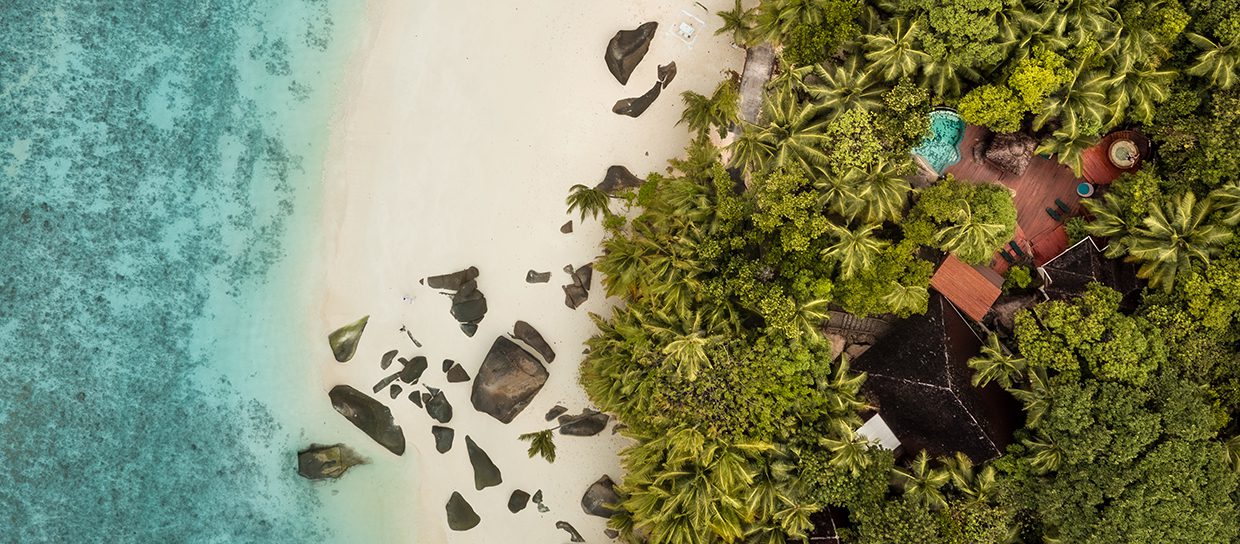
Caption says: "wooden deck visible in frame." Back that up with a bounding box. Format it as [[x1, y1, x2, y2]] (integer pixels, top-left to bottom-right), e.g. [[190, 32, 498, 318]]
[[1081, 130, 1151, 185], [944, 125, 1084, 271]]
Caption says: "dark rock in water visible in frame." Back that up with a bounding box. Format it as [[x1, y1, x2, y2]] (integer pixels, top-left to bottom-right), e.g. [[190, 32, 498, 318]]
[[526, 270, 551, 283], [597, 165, 644, 194], [388, 384, 403, 399], [409, 391, 424, 408], [328, 315, 369, 363], [545, 405, 568, 421], [426, 266, 479, 290], [372, 372, 400, 394], [563, 284, 589, 310], [604, 22, 658, 85], [605, 528, 620, 538], [508, 489, 531, 513], [559, 409, 610, 436], [443, 359, 455, 373], [512, 320, 556, 363], [556, 521, 585, 542], [560, 220, 573, 234], [446, 363, 471, 383], [460, 323, 479, 337], [398, 356, 428, 384], [426, 390, 453, 424], [533, 489, 550, 513], [380, 349, 399, 370], [574, 264, 594, 291], [612, 81, 662, 118], [582, 475, 620, 517], [465, 436, 503, 490], [471, 336, 549, 423], [297, 443, 365, 480], [446, 492, 481, 531], [432, 425, 454, 454], [329, 385, 405, 455], [658, 61, 677, 88]]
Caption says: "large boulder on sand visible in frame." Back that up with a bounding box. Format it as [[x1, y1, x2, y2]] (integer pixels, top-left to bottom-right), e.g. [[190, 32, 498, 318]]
[[604, 22, 658, 85], [581, 475, 620, 518], [329, 385, 405, 455], [512, 320, 556, 363], [612, 82, 662, 118], [470, 337, 549, 423], [465, 436, 503, 490], [296, 443, 365, 480], [596, 165, 644, 194], [658, 61, 677, 88], [558, 408, 610, 436], [328, 315, 369, 363], [446, 492, 481, 531]]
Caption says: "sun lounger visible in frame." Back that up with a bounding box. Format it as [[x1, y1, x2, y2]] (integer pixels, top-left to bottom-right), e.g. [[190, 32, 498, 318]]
[[1009, 241, 1028, 258], [1055, 198, 1071, 214], [999, 250, 1016, 265], [1046, 207, 1063, 221]]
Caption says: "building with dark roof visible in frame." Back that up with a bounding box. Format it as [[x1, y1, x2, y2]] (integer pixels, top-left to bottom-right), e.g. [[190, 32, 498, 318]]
[[852, 292, 1022, 462], [1038, 236, 1140, 302]]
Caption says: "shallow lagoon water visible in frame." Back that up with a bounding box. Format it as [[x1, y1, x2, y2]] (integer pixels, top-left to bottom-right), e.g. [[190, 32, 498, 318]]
[[0, 1, 407, 541]]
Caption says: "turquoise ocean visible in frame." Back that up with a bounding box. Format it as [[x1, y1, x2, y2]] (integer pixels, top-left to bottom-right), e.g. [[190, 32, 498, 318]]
[[0, 1, 409, 541]]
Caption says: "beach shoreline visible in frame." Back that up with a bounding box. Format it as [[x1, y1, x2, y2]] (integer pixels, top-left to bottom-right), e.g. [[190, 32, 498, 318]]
[[315, 1, 745, 540]]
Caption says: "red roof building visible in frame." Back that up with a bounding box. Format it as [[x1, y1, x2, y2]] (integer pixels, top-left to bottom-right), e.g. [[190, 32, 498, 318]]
[[929, 255, 1003, 322]]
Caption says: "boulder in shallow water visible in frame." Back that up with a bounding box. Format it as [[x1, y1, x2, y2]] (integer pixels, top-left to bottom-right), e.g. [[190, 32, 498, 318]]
[[432, 425, 454, 454], [426, 390, 453, 424], [526, 270, 551, 284], [556, 521, 585, 542], [446, 492, 481, 531], [604, 22, 658, 85], [446, 363, 471, 383], [471, 336, 549, 423], [329, 385, 405, 455], [328, 316, 369, 363], [512, 320, 556, 363], [465, 436, 503, 490], [508, 489, 531, 513], [612, 82, 662, 118], [296, 443, 365, 480], [658, 61, 677, 88], [582, 475, 620, 517], [559, 408, 610, 436], [425, 266, 479, 290], [545, 405, 568, 421]]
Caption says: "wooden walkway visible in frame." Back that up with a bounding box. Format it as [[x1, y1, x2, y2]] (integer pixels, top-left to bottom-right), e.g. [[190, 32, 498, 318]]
[[944, 125, 1084, 270]]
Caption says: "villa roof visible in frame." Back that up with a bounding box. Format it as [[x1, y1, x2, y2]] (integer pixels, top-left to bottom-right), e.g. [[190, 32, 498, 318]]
[[852, 293, 1021, 462], [1039, 236, 1140, 301], [929, 255, 1003, 322]]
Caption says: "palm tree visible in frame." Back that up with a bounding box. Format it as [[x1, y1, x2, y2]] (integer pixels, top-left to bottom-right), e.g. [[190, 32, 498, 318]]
[[1125, 192, 1233, 290], [1208, 181, 1240, 226], [679, 79, 741, 139], [1034, 69, 1109, 133], [935, 201, 1008, 265], [1103, 66, 1174, 125], [893, 450, 950, 510], [823, 223, 889, 279], [729, 124, 776, 175], [750, 0, 846, 45], [940, 451, 998, 504], [1008, 366, 1053, 428], [791, 297, 831, 340], [881, 282, 929, 315], [1036, 128, 1100, 177], [1225, 435, 1240, 473], [1025, 433, 1062, 473], [864, 19, 929, 81], [1082, 191, 1135, 257], [715, 0, 755, 46], [766, 59, 814, 99], [518, 429, 557, 462], [806, 58, 884, 121], [817, 353, 869, 418], [968, 333, 1027, 388], [919, 55, 977, 100], [566, 184, 612, 221], [846, 159, 911, 224], [653, 310, 722, 382], [814, 173, 860, 217], [1000, 8, 1071, 62], [754, 90, 832, 175], [820, 427, 873, 477], [1186, 33, 1240, 89]]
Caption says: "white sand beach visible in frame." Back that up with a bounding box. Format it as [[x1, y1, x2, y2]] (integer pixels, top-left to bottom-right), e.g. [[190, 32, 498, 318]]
[[314, 1, 744, 541]]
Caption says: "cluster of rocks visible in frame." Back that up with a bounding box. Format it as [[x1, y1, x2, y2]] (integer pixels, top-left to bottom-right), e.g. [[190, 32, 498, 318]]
[[296, 443, 366, 480], [563, 264, 593, 309], [423, 266, 488, 337], [605, 22, 677, 118]]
